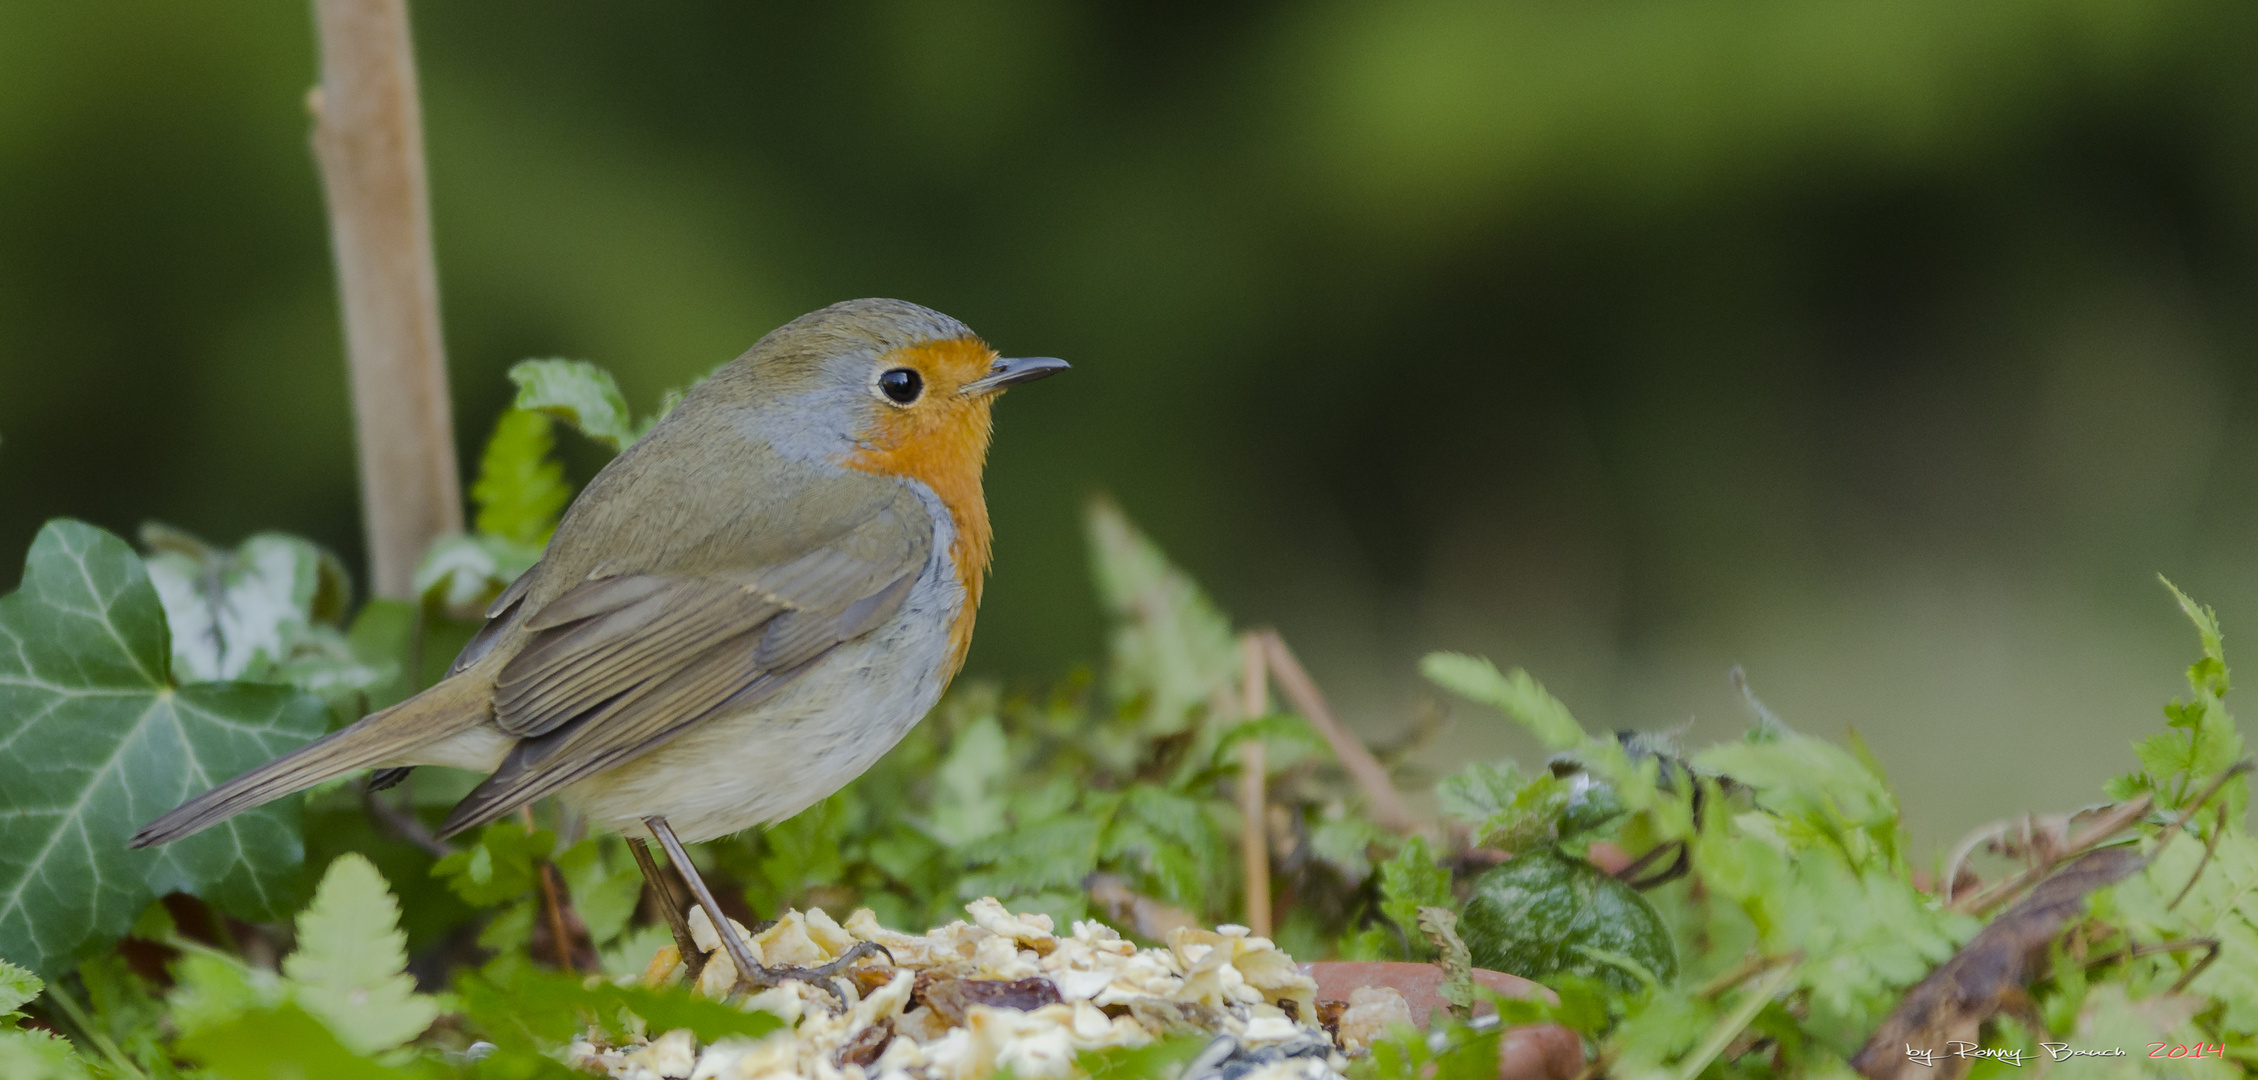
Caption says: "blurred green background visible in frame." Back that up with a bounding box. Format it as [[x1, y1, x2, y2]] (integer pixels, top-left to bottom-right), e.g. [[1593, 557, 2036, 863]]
[[4, 0, 2257, 852]]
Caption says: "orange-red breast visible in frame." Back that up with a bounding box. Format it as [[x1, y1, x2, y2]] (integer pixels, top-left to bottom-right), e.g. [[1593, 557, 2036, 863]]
[[132, 298, 1066, 849]]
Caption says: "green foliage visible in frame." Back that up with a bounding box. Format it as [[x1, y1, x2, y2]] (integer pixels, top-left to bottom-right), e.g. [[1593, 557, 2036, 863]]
[[554, 838, 644, 950], [1077, 1034, 1209, 1078], [1086, 497, 1239, 733], [0, 958, 35, 1020], [177, 1003, 410, 1080], [432, 820, 557, 908], [1376, 836, 1452, 960], [1419, 906, 1476, 1021], [142, 525, 382, 701], [0, 520, 328, 977], [284, 853, 441, 1054], [1350, 1019, 1503, 1080], [1421, 652, 1586, 752], [454, 967, 781, 1047], [1458, 848, 1677, 994], [5, 359, 2257, 1076], [507, 358, 646, 451], [471, 409, 571, 547]]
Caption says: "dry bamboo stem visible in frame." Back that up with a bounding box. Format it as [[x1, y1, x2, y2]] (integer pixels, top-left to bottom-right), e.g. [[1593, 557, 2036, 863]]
[[311, 0, 462, 599], [1236, 633, 1272, 936], [1259, 630, 1417, 833]]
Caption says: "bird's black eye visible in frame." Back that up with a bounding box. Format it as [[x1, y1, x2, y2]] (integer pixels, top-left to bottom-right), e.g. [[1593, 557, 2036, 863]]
[[878, 367, 923, 404]]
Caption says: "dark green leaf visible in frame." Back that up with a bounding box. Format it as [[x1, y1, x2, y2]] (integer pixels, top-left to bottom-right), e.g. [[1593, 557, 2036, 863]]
[[1459, 849, 1677, 993], [0, 520, 327, 977]]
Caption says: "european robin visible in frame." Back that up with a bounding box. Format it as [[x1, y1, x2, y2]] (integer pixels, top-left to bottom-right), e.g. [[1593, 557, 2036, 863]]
[[131, 298, 1066, 990]]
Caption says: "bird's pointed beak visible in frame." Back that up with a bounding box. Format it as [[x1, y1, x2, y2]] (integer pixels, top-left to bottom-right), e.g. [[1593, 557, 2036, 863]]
[[960, 356, 1069, 396]]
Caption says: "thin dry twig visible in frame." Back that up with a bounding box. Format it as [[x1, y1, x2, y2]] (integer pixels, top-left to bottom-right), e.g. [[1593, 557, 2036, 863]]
[[310, 0, 462, 599], [1951, 795, 2151, 915], [2168, 801, 2231, 913], [1258, 630, 1416, 833], [521, 806, 575, 973], [1236, 632, 1272, 936], [361, 781, 453, 859]]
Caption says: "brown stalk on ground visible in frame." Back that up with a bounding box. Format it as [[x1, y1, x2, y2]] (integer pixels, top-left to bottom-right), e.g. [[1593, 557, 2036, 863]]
[[1238, 632, 1273, 936], [1258, 631, 1417, 834]]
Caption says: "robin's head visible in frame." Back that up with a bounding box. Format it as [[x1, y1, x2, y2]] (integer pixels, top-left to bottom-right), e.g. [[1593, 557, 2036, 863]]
[[695, 299, 1065, 619], [710, 298, 1066, 481]]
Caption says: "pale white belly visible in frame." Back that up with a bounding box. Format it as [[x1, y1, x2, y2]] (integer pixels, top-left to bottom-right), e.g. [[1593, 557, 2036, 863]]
[[405, 495, 967, 844], [562, 554, 964, 843]]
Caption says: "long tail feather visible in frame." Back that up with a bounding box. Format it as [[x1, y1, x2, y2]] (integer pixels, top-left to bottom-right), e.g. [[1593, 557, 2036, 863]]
[[128, 673, 491, 848]]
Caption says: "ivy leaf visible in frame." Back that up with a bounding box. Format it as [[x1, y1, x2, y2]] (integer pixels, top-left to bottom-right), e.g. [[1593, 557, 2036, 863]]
[[141, 527, 384, 701], [1421, 653, 1587, 751], [1086, 498, 1238, 734], [471, 408, 572, 546], [0, 520, 327, 977], [508, 358, 640, 450], [282, 853, 439, 1054]]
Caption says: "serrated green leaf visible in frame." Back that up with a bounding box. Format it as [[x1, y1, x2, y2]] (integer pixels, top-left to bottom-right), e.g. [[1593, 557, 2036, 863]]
[[0, 959, 35, 1020], [1694, 733, 1898, 836], [2109, 830, 2258, 1034], [175, 1002, 401, 1080], [1086, 498, 1238, 734], [1421, 653, 1587, 751], [1467, 773, 1575, 855], [1378, 835, 1452, 958], [413, 532, 543, 616], [555, 839, 643, 948], [0, 1028, 95, 1080], [283, 853, 439, 1054], [166, 950, 284, 1037], [472, 409, 572, 546], [0, 520, 327, 978], [431, 820, 554, 907], [509, 358, 639, 450], [1307, 815, 1385, 881], [928, 714, 1010, 845], [1436, 760, 1526, 824]]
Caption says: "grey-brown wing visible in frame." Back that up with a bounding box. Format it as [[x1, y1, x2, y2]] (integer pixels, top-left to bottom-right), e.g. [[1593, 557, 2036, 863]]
[[434, 496, 932, 838]]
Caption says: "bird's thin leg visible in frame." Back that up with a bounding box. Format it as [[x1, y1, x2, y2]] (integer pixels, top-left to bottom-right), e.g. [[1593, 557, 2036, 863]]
[[644, 815, 763, 995], [628, 836, 707, 986]]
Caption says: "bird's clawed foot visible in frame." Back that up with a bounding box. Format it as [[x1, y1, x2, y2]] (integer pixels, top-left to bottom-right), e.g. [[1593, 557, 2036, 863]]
[[637, 816, 889, 1003], [727, 940, 895, 998]]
